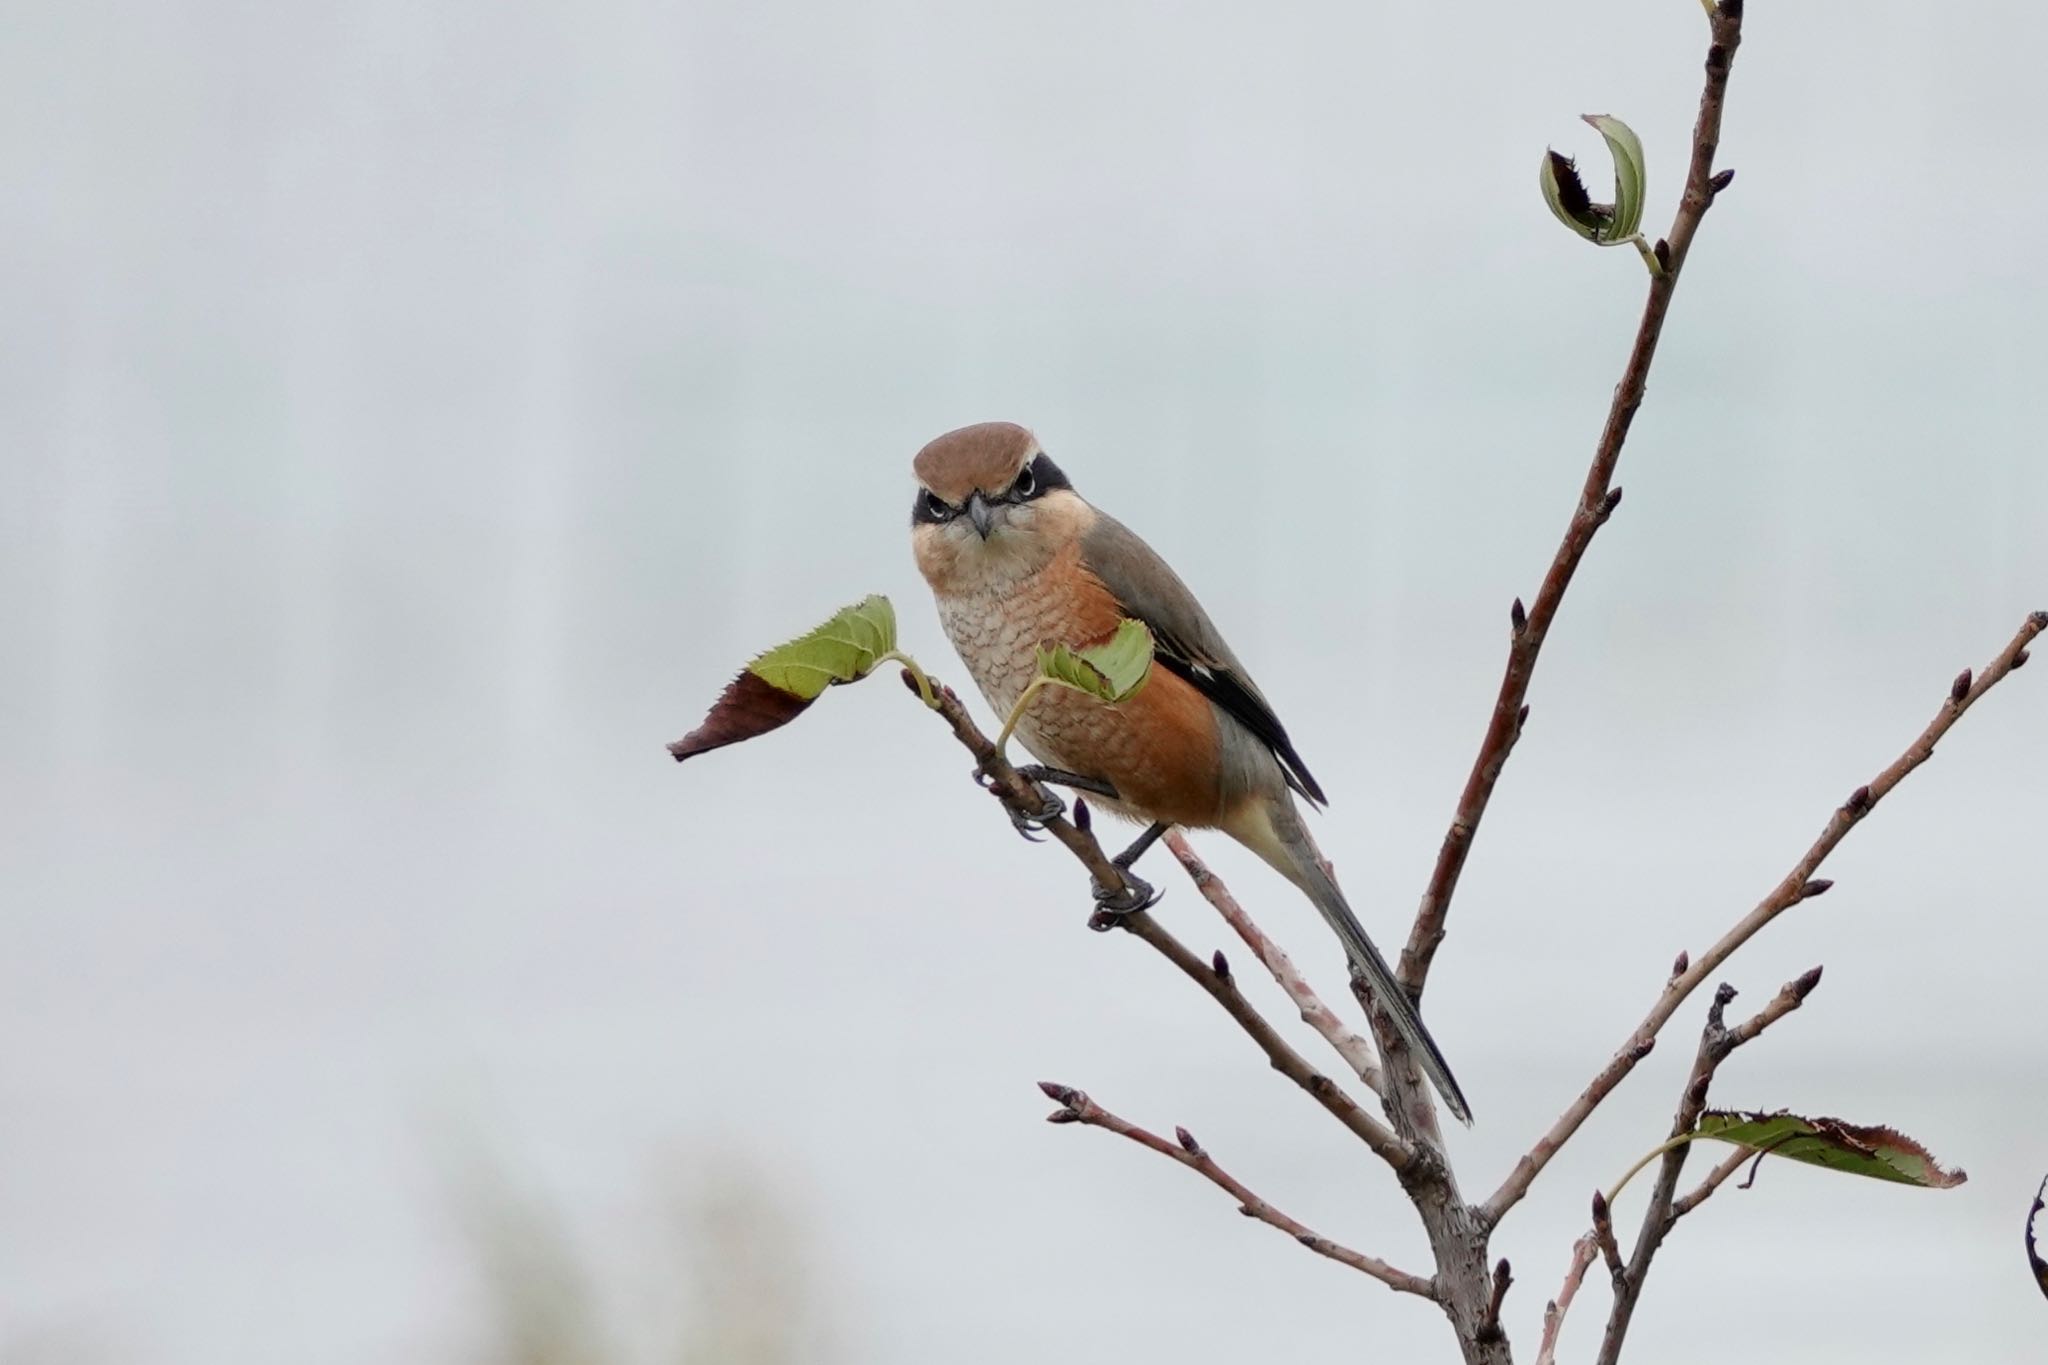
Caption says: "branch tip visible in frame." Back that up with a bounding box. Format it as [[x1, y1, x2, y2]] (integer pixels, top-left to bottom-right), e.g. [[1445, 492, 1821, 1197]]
[[1039, 1081, 1079, 1105], [1707, 167, 1735, 195], [1801, 877, 1834, 899], [1176, 1125, 1203, 1155], [1671, 949, 1689, 978], [1210, 949, 1231, 981], [1073, 797, 1092, 832], [1511, 597, 1529, 634], [1791, 964, 1824, 999], [1949, 668, 1973, 704]]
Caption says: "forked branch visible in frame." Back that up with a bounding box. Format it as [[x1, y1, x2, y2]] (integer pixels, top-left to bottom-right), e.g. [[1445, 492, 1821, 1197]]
[[1039, 1083, 1436, 1299], [1401, 0, 1749, 1000], [1483, 610, 2046, 1227]]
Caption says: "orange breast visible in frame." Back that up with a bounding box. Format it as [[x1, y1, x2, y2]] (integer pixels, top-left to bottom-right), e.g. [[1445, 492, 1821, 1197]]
[[933, 542, 1225, 829]]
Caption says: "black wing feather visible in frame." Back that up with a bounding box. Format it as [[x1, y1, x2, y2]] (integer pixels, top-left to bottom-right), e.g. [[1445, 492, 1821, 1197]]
[[1078, 510, 1329, 807], [1151, 636, 1328, 807]]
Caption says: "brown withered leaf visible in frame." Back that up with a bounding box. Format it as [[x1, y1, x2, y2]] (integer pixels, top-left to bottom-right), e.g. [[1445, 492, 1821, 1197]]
[[669, 670, 813, 761], [669, 595, 898, 762]]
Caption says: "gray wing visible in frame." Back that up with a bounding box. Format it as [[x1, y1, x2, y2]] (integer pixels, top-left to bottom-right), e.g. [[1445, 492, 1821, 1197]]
[[1081, 512, 1327, 806]]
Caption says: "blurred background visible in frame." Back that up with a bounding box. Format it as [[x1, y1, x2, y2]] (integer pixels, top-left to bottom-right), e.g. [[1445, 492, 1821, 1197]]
[[3, 1, 2044, 1361]]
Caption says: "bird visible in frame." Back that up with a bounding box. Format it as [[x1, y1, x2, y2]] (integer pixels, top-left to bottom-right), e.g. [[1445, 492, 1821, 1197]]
[[909, 420, 1471, 1125]]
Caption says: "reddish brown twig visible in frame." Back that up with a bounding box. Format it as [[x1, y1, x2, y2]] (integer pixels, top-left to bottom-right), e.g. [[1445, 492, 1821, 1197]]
[[1165, 830, 1384, 1095], [921, 675, 1414, 1171], [1398, 1, 1752, 1001], [1670, 1147, 1752, 1221], [1038, 1083, 1436, 1299], [1483, 610, 2045, 1227], [1534, 1234, 1599, 1365], [1596, 967, 1818, 1365]]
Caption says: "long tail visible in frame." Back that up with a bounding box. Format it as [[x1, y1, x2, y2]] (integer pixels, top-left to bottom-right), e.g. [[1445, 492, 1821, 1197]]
[[1224, 798, 1474, 1126]]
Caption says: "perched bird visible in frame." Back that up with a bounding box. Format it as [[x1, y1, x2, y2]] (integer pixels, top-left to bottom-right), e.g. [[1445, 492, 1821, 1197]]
[[910, 420, 1471, 1124]]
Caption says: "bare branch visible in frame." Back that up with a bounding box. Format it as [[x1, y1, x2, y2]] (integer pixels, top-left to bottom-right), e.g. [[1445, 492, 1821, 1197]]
[[1596, 963, 1818, 1365], [1478, 1258, 1513, 1343], [1590, 1191, 1625, 1287], [1165, 830, 1384, 1095], [921, 677, 1415, 1171], [1037, 1083, 1436, 1299], [1535, 1234, 1599, 1365], [1117, 907, 1413, 1169], [1670, 1147, 1752, 1222], [1400, 0, 1751, 1000], [1483, 609, 2046, 1226]]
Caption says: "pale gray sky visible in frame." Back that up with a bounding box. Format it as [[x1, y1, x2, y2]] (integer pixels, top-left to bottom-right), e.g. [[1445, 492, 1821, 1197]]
[[3, 1, 2045, 1362]]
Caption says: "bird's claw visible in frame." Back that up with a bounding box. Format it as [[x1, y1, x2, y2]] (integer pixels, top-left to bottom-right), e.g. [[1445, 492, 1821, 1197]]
[[1005, 784, 1066, 841], [1087, 870, 1162, 925]]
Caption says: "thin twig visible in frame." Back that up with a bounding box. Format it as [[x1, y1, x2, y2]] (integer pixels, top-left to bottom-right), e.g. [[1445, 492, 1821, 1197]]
[[1165, 830, 1384, 1095], [1038, 1083, 1436, 1299], [1120, 908, 1412, 1169], [920, 676, 1415, 1171], [1670, 1147, 1752, 1221], [1590, 1191, 1625, 1287], [1596, 965, 1818, 1365], [1534, 1234, 1599, 1365], [1482, 609, 2046, 1227], [1398, 0, 1750, 1002], [1478, 1258, 1513, 1342]]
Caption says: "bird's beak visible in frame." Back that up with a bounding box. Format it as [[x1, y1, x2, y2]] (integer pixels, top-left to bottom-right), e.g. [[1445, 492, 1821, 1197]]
[[966, 490, 994, 540]]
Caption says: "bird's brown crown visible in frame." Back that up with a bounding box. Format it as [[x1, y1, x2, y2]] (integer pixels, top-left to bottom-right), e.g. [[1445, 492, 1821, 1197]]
[[913, 421, 1038, 505]]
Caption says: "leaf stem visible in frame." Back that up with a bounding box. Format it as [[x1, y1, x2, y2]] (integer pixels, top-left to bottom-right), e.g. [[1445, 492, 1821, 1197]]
[[881, 651, 938, 709], [1605, 1133, 1700, 1208], [995, 677, 1054, 754]]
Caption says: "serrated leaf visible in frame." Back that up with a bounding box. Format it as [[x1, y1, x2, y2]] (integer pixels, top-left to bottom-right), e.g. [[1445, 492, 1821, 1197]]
[[669, 595, 897, 761], [1693, 1110, 1967, 1189], [1582, 114, 1646, 241], [748, 595, 897, 699], [1036, 619, 1155, 704], [2027, 1176, 2048, 1301]]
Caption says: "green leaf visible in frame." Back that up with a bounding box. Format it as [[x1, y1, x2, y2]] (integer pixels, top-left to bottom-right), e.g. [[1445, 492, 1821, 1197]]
[[669, 595, 900, 761], [1693, 1110, 1967, 1189], [1540, 115, 1648, 246], [747, 594, 897, 699], [1582, 114, 1647, 241], [1036, 618, 1155, 704]]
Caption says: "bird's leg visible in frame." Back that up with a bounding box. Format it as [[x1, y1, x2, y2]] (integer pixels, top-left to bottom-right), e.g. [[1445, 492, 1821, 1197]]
[[1089, 821, 1169, 917], [972, 764, 1120, 842], [1016, 766, 1122, 802]]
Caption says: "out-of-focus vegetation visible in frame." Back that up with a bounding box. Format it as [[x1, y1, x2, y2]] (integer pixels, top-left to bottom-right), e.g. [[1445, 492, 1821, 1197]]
[[451, 1148, 835, 1365]]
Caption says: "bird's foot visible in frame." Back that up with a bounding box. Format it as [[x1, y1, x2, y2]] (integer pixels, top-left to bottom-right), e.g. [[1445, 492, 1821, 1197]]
[[1087, 869, 1162, 926], [972, 766, 1065, 840], [1007, 786, 1065, 840], [973, 764, 1119, 842]]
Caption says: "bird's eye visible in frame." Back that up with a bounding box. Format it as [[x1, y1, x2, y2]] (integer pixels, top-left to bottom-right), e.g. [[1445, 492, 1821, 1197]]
[[921, 490, 954, 520], [1012, 465, 1037, 499]]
